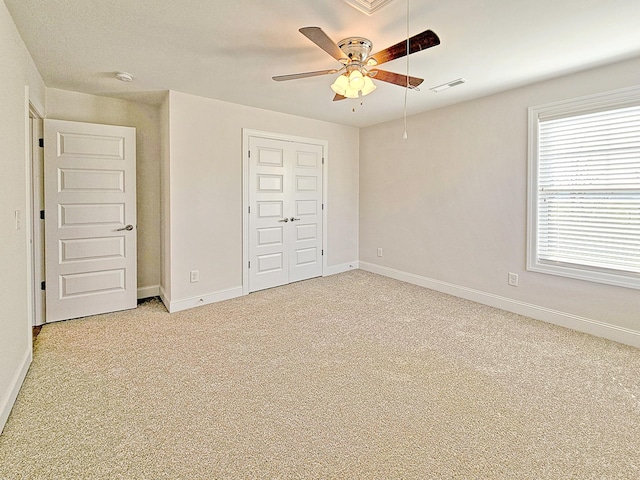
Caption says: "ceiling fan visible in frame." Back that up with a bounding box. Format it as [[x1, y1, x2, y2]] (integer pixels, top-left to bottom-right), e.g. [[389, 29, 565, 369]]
[[272, 27, 440, 101]]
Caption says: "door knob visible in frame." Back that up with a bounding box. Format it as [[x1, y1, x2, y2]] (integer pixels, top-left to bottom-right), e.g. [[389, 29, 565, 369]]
[[278, 218, 289, 223], [116, 224, 134, 231], [290, 217, 301, 222]]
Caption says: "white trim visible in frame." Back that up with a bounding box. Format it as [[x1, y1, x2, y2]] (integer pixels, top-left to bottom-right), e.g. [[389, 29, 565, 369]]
[[167, 286, 243, 313], [137, 285, 160, 299], [322, 143, 329, 279], [24, 87, 35, 331], [242, 131, 249, 296], [526, 103, 538, 278], [324, 261, 359, 276], [0, 347, 31, 434], [359, 262, 640, 349], [28, 92, 45, 120], [28, 101, 45, 327], [159, 285, 170, 311], [530, 84, 640, 121], [242, 129, 328, 296], [340, 0, 397, 15]]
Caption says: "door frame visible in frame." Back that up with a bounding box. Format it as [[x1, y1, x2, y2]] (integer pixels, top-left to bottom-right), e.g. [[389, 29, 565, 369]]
[[242, 129, 328, 295], [27, 91, 45, 326], [29, 105, 45, 326]]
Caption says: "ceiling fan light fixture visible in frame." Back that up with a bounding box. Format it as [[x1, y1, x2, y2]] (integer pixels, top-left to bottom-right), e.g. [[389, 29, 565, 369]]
[[361, 76, 377, 96], [344, 87, 360, 99], [274, 25, 440, 104], [348, 69, 364, 89], [331, 74, 349, 95]]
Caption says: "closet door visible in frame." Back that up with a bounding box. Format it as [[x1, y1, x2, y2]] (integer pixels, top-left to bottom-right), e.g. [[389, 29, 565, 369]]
[[248, 136, 323, 292], [248, 136, 290, 292], [289, 142, 323, 283]]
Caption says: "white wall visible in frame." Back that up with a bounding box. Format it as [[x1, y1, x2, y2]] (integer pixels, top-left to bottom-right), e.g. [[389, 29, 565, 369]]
[[0, 0, 46, 432], [46, 88, 163, 296], [163, 90, 359, 310], [360, 56, 640, 345]]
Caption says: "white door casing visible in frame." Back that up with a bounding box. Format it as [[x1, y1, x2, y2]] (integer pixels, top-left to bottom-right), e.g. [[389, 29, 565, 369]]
[[44, 119, 137, 322], [30, 115, 45, 326], [247, 133, 324, 292]]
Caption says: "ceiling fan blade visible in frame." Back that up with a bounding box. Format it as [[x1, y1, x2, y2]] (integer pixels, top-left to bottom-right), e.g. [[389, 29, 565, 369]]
[[299, 27, 345, 61], [367, 29, 440, 66], [333, 94, 347, 101], [272, 69, 339, 82], [370, 70, 424, 88]]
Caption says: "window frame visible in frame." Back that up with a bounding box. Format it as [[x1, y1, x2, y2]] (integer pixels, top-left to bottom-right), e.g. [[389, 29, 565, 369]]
[[527, 85, 640, 290]]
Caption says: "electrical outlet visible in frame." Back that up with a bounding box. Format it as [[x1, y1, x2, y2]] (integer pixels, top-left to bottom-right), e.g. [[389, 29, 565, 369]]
[[190, 270, 199, 283], [377, 248, 383, 257], [508, 272, 518, 287]]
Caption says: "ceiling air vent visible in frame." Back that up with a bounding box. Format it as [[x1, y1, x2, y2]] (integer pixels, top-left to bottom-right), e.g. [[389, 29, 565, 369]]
[[430, 78, 467, 93], [340, 0, 398, 15]]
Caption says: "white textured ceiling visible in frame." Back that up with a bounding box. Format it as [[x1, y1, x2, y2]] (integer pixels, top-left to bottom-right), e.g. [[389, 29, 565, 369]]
[[5, 0, 640, 127]]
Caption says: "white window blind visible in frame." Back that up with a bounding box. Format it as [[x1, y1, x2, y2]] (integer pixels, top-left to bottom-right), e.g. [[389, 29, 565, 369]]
[[528, 87, 640, 289]]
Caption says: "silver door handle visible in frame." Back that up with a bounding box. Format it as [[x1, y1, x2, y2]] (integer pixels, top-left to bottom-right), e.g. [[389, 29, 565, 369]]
[[116, 224, 134, 231], [278, 218, 289, 223], [290, 217, 301, 222]]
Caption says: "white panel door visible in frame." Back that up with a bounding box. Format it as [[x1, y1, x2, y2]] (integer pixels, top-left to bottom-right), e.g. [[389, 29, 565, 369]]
[[248, 137, 290, 292], [44, 119, 137, 322], [290, 142, 323, 283], [248, 136, 323, 292]]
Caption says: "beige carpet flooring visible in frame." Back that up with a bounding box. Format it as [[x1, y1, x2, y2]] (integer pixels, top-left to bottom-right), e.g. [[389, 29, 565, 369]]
[[1, 270, 639, 479]]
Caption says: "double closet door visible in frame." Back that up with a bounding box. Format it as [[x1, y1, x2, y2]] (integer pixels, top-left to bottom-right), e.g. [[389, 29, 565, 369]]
[[248, 135, 323, 292]]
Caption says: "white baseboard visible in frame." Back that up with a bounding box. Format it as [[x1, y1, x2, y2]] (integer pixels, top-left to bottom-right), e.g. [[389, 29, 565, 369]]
[[324, 261, 359, 277], [0, 346, 32, 434], [137, 285, 160, 299], [159, 285, 170, 312], [359, 262, 640, 349], [167, 286, 244, 313]]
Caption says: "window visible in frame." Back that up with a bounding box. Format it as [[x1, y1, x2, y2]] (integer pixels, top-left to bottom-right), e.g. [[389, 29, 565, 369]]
[[528, 86, 640, 289]]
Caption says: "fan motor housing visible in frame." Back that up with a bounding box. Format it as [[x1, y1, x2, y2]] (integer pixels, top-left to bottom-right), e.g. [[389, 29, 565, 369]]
[[338, 37, 373, 63]]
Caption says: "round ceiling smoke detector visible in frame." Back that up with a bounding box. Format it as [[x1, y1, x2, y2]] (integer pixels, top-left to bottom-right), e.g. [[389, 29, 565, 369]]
[[115, 72, 133, 82]]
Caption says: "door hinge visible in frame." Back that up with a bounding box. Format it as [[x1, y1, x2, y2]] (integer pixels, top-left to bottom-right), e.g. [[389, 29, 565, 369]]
[[322, 203, 324, 210], [40, 210, 45, 220], [248, 261, 251, 269], [41, 281, 45, 291], [248, 150, 251, 158], [322, 249, 324, 256], [248, 206, 251, 214], [38, 138, 44, 148], [322, 157, 324, 165]]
